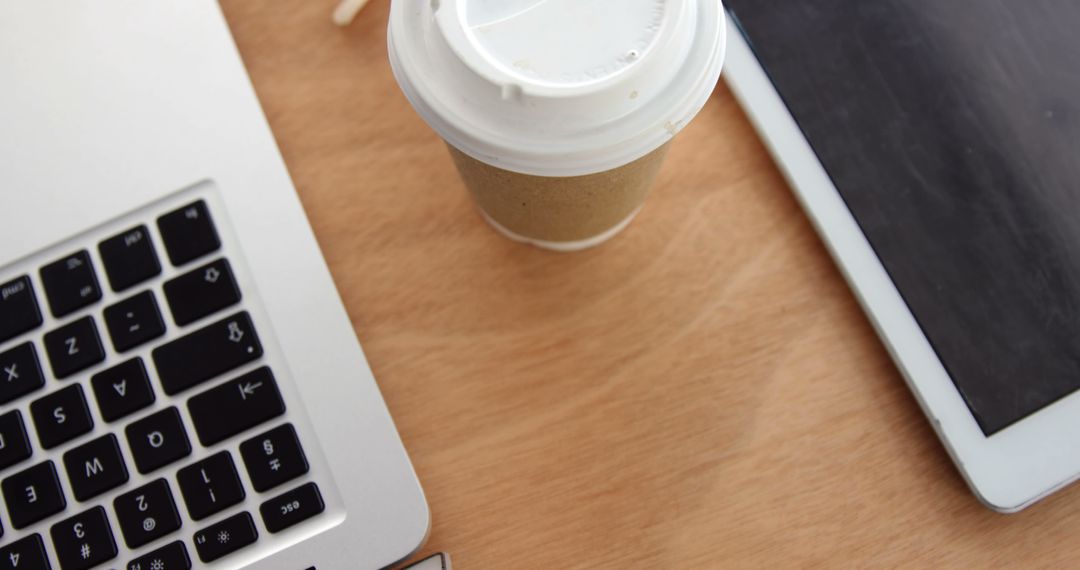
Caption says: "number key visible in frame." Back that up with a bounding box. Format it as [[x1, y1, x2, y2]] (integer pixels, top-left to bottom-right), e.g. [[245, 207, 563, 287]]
[[114, 479, 182, 549], [43, 316, 105, 379], [30, 384, 94, 450], [177, 451, 245, 521], [50, 506, 118, 570], [0, 534, 50, 570], [1, 460, 66, 529]]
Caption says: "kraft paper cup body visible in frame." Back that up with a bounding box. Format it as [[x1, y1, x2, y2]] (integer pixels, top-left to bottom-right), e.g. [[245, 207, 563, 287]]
[[447, 143, 671, 251], [388, 0, 726, 250]]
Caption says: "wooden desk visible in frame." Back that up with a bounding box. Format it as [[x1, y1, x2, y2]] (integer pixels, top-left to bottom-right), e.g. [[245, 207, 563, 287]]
[[221, 1, 1080, 566]]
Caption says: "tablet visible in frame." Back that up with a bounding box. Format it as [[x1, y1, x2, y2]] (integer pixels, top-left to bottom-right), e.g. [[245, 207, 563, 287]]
[[723, 2, 1080, 511]]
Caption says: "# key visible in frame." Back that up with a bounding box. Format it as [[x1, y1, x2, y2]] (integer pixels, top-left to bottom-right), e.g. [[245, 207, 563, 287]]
[[50, 506, 118, 570]]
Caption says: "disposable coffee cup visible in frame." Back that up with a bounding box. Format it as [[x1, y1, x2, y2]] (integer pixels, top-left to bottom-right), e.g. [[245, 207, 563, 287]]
[[388, 0, 726, 251]]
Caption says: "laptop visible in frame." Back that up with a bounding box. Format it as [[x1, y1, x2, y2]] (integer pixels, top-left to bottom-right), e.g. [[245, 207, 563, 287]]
[[724, 2, 1080, 511], [0, 1, 428, 568]]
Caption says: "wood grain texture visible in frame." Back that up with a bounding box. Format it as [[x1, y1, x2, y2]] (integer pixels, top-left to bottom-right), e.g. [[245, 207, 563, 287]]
[[219, 1, 1080, 567]]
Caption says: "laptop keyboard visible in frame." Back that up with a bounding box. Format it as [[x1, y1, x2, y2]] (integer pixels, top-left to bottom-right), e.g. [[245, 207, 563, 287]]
[[0, 190, 333, 569]]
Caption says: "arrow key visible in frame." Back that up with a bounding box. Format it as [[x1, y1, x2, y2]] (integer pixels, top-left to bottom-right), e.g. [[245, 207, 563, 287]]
[[188, 367, 284, 447], [91, 358, 155, 422]]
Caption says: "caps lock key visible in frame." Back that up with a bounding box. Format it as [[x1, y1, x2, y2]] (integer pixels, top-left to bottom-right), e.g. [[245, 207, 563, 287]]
[[151, 311, 263, 395]]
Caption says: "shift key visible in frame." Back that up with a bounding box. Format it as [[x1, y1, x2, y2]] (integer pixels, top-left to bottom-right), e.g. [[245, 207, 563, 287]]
[[152, 312, 263, 395]]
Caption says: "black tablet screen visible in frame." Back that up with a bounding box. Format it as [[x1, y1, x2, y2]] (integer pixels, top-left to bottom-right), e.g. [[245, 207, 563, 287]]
[[726, 1, 1080, 435]]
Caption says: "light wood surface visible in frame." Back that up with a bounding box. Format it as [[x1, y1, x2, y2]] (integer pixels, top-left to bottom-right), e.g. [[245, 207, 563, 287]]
[[221, 1, 1080, 567]]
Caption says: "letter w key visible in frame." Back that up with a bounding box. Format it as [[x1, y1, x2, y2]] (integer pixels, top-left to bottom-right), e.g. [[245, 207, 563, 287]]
[[62, 434, 129, 502]]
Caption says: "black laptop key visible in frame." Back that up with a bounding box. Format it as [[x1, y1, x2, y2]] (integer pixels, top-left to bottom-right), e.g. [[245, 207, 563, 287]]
[[157, 200, 221, 267], [193, 511, 257, 563], [0, 342, 45, 405], [114, 478, 182, 549], [43, 317, 105, 379], [0, 534, 50, 570], [260, 482, 325, 534], [98, 225, 162, 293], [152, 311, 262, 395], [30, 384, 94, 450], [125, 407, 191, 474], [240, 423, 309, 492], [188, 367, 285, 447], [163, 258, 241, 326], [127, 541, 191, 570], [0, 411, 32, 471], [50, 506, 117, 570], [177, 451, 246, 521], [39, 251, 102, 319], [62, 434, 129, 502], [90, 358, 155, 422], [103, 291, 166, 352], [0, 276, 43, 344], [2, 461, 66, 529]]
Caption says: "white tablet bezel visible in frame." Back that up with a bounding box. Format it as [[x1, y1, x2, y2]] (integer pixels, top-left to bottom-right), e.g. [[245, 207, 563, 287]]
[[723, 14, 1080, 512]]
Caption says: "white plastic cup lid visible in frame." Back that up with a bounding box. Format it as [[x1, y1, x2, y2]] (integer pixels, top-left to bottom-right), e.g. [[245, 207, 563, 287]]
[[388, 0, 726, 178]]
